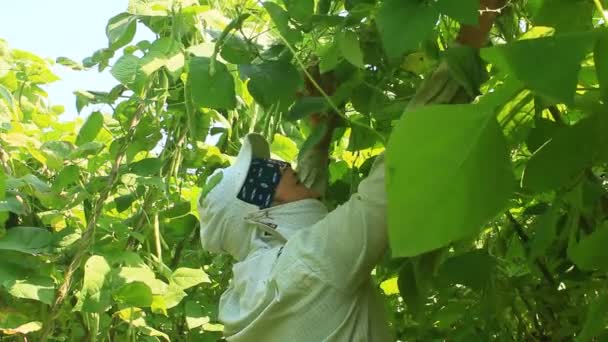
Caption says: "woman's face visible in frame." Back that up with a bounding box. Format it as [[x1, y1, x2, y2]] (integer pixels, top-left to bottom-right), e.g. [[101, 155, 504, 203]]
[[273, 166, 320, 204]]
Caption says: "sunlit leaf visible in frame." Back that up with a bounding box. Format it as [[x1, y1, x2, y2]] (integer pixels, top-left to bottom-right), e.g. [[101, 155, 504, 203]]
[[481, 32, 595, 104], [0, 227, 52, 255], [376, 0, 439, 59], [76, 111, 104, 146], [387, 104, 514, 257], [106, 13, 138, 50], [188, 57, 236, 110]]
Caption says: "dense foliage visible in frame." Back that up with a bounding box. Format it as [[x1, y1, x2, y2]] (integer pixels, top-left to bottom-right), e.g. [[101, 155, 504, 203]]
[[1, 0, 608, 340]]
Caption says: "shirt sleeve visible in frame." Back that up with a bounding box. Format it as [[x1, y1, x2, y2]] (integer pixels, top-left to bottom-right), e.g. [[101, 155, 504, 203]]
[[286, 154, 388, 291]]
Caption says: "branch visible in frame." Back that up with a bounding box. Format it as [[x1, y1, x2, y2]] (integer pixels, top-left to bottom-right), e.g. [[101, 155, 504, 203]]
[[505, 211, 557, 287]]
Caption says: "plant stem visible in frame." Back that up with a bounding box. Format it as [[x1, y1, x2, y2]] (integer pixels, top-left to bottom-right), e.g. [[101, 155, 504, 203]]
[[153, 213, 162, 262], [505, 211, 557, 287], [594, 0, 608, 27], [39, 104, 147, 341]]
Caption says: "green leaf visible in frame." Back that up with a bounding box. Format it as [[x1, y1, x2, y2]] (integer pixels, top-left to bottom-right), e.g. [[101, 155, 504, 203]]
[[114, 281, 154, 307], [244, 61, 303, 112], [0, 84, 15, 109], [533, 0, 593, 34], [106, 12, 138, 50], [111, 54, 146, 93], [481, 33, 595, 104], [220, 36, 254, 65], [117, 266, 168, 294], [129, 158, 163, 176], [397, 261, 424, 317], [0, 320, 43, 335], [115, 194, 137, 213], [337, 31, 364, 68], [298, 121, 327, 158], [319, 43, 340, 73], [185, 301, 210, 330], [282, 0, 313, 23], [522, 117, 595, 192], [171, 267, 211, 290], [56, 57, 85, 71], [376, 0, 439, 59], [128, 0, 171, 16], [139, 38, 185, 77], [568, 223, 608, 271], [52, 165, 80, 191], [445, 46, 486, 97], [78, 255, 112, 312], [76, 111, 104, 146], [0, 197, 26, 216], [437, 249, 495, 290], [0, 227, 52, 255], [528, 205, 560, 259], [387, 105, 514, 257], [188, 57, 236, 110], [201, 171, 223, 199], [595, 31, 608, 102], [271, 134, 298, 162], [437, 0, 478, 25], [286, 97, 329, 121], [3, 277, 55, 305], [162, 282, 187, 309], [577, 292, 608, 342], [264, 2, 302, 46]]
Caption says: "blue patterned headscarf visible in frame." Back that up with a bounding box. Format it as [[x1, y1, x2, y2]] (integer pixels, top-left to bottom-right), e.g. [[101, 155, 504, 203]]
[[237, 158, 289, 209]]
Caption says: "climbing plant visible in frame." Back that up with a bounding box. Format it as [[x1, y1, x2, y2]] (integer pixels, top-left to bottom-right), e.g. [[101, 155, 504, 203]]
[[1, 0, 608, 340]]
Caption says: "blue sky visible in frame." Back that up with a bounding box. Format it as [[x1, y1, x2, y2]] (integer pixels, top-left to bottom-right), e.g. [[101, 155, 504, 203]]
[[0, 1, 154, 120]]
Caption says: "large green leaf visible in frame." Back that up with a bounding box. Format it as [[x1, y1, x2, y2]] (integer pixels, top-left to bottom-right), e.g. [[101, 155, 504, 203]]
[[286, 97, 328, 121], [0, 84, 14, 109], [114, 281, 154, 307], [129, 157, 163, 176], [397, 261, 424, 317], [52, 165, 81, 191], [337, 31, 365, 68], [111, 54, 146, 94], [596, 31, 608, 102], [577, 292, 608, 342], [0, 227, 52, 255], [185, 301, 210, 330], [188, 57, 236, 110], [568, 223, 608, 272], [481, 33, 595, 104], [532, 0, 593, 33], [376, 0, 439, 59], [271, 134, 298, 162], [75, 111, 104, 146], [117, 266, 168, 294], [264, 2, 302, 46], [106, 12, 138, 50], [140, 38, 185, 77], [170, 267, 210, 290], [3, 277, 55, 305], [437, 249, 495, 290], [243, 61, 303, 112], [282, 0, 313, 23], [437, 0, 478, 25], [528, 205, 560, 259], [522, 116, 595, 193], [76, 255, 111, 313], [387, 104, 514, 257]]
